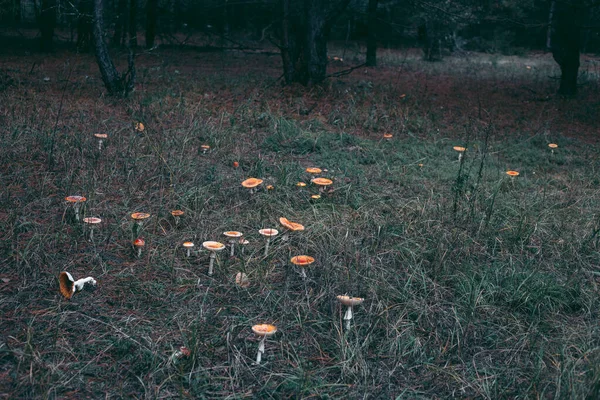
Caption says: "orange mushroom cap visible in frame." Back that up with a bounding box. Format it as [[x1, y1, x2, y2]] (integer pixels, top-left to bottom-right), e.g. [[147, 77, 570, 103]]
[[133, 238, 145, 247], [83, 217, 102, 224], [131, 212, 151, 220], [65, 195, 87, 203], [453, 146, 466, 152], [296, 182, 307, 187], [203, 241, 226, 251], [506, 170, 520, 177], [311, 178, 333, 186], [223, 231, 243, 238], [59, 271, 75, 299], [548, 143, 558, 149], [135, 122, 145, 132], [311, 194, 321, 200], [383, 133, 393, 139], [183, 241, 194, 248], [259, 228, 279, 237], [290, 255, 315, 266], [241, 178, 263, 188], [94, 134, 108, 139], [252, 324, 277, 337], [337, 295, 365, 306], [279, 217, 305, 232], [171, 210, 184, 217], [201, 144, 210, 150], [306, 167, 322, 174]]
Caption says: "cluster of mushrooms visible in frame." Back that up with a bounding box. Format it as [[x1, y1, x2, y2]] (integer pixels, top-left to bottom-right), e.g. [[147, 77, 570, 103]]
[[59, 135, 365, 365]]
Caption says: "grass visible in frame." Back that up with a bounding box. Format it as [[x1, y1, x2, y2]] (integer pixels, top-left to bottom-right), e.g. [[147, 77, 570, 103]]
[[1, 43, 600, 398]]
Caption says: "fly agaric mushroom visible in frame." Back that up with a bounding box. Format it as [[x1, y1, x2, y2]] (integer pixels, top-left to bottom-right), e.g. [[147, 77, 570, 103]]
[[383, 133, 393, 139], [135, 122, 145, 132], [183, 241, 194, 257], [133, 237, 145, 258], [239, 238, 250, 255], [453, 146, 466, 161], [252, 324, 277, 364], [306, 167, 322, 176], [82, 217, 102, 241], [258, 228, 278, 257], [296, 182, 307, 188], [59, 271, 97, 300], [131, 212, 151, 236], [241, 178, 263, 194], [171, 210, 184, 226], [202, 241, 225, 275], [279, 217, 304, 241], [94, 133, 108, 150], [506, 170, 520, 177], [548, 143, 558, 154], [337, 295, 364, 330], [223, 231, 243, 257], [235, 272, 250, 288], [290, 255, 314, 279], [65, 195, 87, 222], [311, 177, 333, 194], [200, 144, 210, 154]]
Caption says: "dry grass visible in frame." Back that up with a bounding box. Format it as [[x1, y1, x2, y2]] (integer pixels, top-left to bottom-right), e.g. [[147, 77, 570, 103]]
[[1, 39, 600, 398]]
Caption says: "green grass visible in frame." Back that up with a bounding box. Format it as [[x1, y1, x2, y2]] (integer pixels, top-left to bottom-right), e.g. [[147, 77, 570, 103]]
[[1, 49, 600, 399]]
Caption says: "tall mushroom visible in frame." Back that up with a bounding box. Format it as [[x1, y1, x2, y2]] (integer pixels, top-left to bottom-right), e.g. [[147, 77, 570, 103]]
[[241, 178, 263, 194], [202, 241, 225, 275], [131, 212, 151, 236], [252, 324, 277, 364], [133, 237, 145, 258], [171, 210, 184, 226], [453, 146, 466, 161], [65, 195, 87, 222], [258, 228, 278, 257], [279, 217, 305, 242], [200, 144, 210, 154], [94, 133, 108, 150], [183, 241, 194, 257], [59, 271, 97, 300], [290, 255, 315, 279], [82, 217, 102, 241], [337, 295, 364, 330], [223, 231, 243, 257]]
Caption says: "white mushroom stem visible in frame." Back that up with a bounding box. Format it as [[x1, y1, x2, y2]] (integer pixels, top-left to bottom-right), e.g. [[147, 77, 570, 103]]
[[282, 233, 289, 242], [458, 153, 463, 161], [74, 277, 96, 292], [264, 238, 271, 257], [174, 216, 180, 226], [208, 252, 216, 275], [300, 268, 307, 279], [344, 306, 353, 329], [98, 139, 103, 150], [229, 240, 236, 257], [186, 248, 191, 257], [137, 247, 142, 258], [256, 337, 266, 364], [74, 204, 81, 221], [89, 228, 95, 241]]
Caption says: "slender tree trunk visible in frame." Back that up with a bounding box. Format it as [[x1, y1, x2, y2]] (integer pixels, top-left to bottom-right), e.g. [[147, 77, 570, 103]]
[[93, 0, 134, 96], [128, 0, 137, 47], [39, 0, 56, 52], [305, 0, 328, 85], [366, 0, 378, 67], [145, 0, 158, 48], [112, 0, 127, 46], [280, 0, 295, 84], [548, 0, 581, 96]]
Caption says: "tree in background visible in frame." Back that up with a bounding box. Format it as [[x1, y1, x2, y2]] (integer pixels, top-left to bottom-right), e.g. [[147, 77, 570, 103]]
[[145, 0, 158, 48], [366, 0, 379, 66], [38, 0, 56, 51], [548, 0, 582, 96]]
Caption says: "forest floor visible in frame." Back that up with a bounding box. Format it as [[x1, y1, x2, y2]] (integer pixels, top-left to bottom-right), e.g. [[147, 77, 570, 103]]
[[1, 37, 600, 398]]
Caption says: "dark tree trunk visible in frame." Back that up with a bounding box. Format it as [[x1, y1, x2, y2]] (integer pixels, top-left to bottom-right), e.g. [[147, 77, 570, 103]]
[[76, 0, 94, 51], [548, 0, 581, 96], [145, 0, 158, 48], [128, 0, 137, 47], [112, 0, 127, 46], [280, 0, 295, 84], [366, 0, 378, 67], [422, 19, 442, 61], [39, 0, 56, 52], [305, 0, 329, 85], [93, 0, 134, 96]]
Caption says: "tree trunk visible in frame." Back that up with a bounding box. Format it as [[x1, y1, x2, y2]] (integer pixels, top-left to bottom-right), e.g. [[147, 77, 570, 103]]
[[76, 0, 94, 51], [112, 0, 127, 46], [366, 0, 378, 67], [280, 0, 295, 84], [145, 0, 158, 48], [93, 0, 134, 96], [548, 0, 581, 96], [305, 0, 328, 85], [128, 0, 137, 47], [39, 0, 56, 52]]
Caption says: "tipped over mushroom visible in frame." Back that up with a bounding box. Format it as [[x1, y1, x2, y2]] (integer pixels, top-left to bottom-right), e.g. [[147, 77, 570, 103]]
[[279, 217, 305, 242], [252, 324, 277, 364], [337, 295, 364, 330], [202, 241, 226, 275], [59, 271, 96, 300]]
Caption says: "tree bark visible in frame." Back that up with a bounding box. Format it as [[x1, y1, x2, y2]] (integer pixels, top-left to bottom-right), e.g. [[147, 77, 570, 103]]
[[280, 0, 295, 84], [366, 0, 378, 67], [128, 0, 137, 47], [93, 0, 134, 96], [305, 0, 329, 85], [39, 0, 56, 52], [549, 0, 581, 96], [145, 0, 158, 48]]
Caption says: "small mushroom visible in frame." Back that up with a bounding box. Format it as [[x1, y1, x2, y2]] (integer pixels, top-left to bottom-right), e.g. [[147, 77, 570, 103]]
[[202, 241, 226, 275], [170, 346, 191, 363], [171, 210, 184, 226], [239, 238, 250, 255], [131, 212, 151, 236], [337, 295, 364, 330], [94, 133, 108, 150], [258, 228, 278, 257], [279, 217, 305, 241], [235, 272, 250, 288], [241, 178, 263, 194], [135, 122, 145, 132], [548, 143, 558, 154], [306, 167, 322, 176], [59, 271, 97, 300], [310, 194, 321, 201], [290, 255, 315, 279], [383, 133, 393, 139], [223, 231, 243, 257], [82, 217, 102, 241], [201, 144, 210, 154], [311, 177, 333, 194], [252, 324, 277, 364], [506, 170, 520, 178], [453, 146, 466, 161], [133, 237, 145, 258], [183, 241, 195, 257], [65, 195, 87, 222], [296, 182, 307, 188]]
